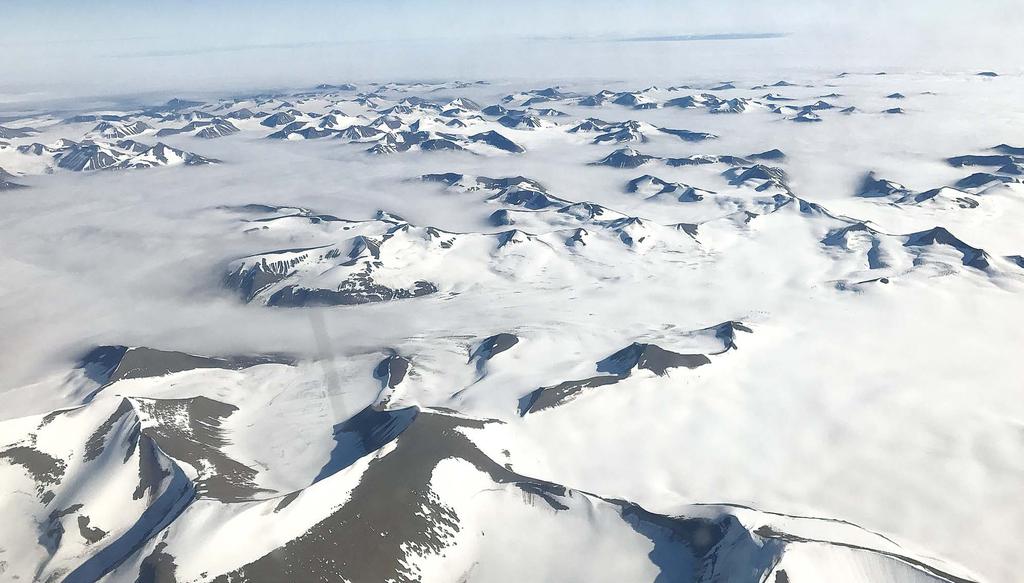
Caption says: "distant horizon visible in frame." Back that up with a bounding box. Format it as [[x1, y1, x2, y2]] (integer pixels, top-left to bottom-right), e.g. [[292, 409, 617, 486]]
[[3, 0, 1021, 101]]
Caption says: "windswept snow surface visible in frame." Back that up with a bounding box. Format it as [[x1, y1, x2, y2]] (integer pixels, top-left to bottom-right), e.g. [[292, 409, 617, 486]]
[[1, 72, 1023, 583]]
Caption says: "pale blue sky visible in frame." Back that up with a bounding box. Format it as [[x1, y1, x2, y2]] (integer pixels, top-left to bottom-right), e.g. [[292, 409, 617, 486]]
[[2, 1, 1020, 101], [7, 0, 1005, 44]]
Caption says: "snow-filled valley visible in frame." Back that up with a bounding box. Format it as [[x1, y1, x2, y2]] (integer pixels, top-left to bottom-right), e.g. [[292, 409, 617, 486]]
[[0, 72, 1022, 583]]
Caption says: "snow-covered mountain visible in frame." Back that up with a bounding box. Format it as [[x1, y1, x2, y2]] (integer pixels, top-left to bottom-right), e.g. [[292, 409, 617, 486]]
[[0, 73, 1020, 583], [90, 121, 151, 139], [0, 341, 983, 583], [10, 136, 218, 173], [0, 166, 28, 190], [156, 118, 240, 139]]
